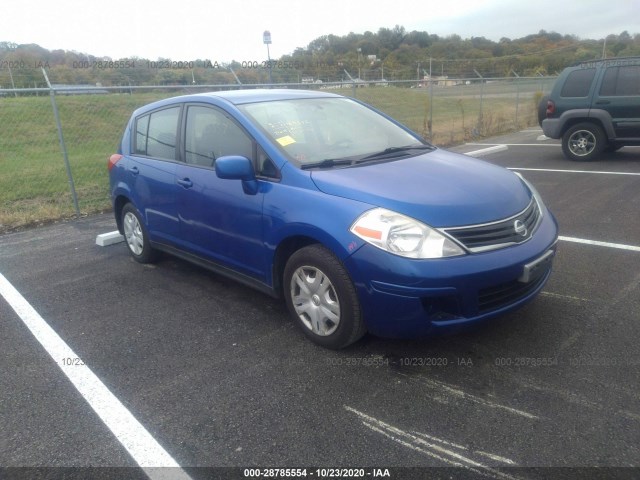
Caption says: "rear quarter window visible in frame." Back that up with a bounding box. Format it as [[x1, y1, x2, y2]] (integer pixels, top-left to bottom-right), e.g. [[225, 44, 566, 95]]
[[560, 68, 596, 97], [134, 106, 181, 160]]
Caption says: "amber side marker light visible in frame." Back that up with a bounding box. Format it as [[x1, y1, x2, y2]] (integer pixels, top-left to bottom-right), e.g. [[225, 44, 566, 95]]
[[108, 154, 123, 171]]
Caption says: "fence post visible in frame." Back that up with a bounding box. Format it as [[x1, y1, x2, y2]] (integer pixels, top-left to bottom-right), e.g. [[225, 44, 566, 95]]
[[41, 68, 80, 217], [428, 76, 433, 140], [473, 69, 484, 136], [512, 71, 521, 128]]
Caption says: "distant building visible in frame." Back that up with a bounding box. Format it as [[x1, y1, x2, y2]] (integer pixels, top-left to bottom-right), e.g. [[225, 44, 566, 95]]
[[417, 75, 462, 88], [51, 84, 109, 95]]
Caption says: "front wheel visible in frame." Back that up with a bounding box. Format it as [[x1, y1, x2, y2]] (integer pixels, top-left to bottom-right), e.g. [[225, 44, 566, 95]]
[[283, 244, 366, 349], [561, 123, 606, 161]]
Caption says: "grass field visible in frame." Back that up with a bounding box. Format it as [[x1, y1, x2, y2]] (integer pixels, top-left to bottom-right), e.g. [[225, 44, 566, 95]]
[[346, 80, 545, 143], [0, 92, 176, 231], [0, 83, 544, 233]]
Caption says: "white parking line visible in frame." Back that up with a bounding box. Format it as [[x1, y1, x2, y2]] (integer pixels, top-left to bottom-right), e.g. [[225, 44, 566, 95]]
[[0, 273, 191, 480], [466, 142, 559, 147], [509, 167, 640, 176], [345, 406, 522, 480], [559, 236, 640, 252], [465, 145, 509, 157], [396, 374, 539, 420]]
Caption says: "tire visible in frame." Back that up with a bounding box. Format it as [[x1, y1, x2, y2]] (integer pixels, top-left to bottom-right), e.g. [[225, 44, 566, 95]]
[[561, 122, 606, 161], [283, 244, 366, 349], [121, 203, 158, 263], [537, 95, 549, 127]]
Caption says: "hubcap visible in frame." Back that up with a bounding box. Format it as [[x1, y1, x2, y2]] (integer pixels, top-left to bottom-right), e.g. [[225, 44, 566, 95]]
[[123, 212, 144, 256], [290, 266, 340, 336], [569, 130, 596, 157]]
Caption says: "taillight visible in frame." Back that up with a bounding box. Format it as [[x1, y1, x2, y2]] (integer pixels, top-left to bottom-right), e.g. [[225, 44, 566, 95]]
[[545, 100, 555, 118], [108, 154, 123, 171]]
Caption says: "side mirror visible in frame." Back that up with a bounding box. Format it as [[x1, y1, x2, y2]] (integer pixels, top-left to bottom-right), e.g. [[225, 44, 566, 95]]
[[215, 155, 259, 195]]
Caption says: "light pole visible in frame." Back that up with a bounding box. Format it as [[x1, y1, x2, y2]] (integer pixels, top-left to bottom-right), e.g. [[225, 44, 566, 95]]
[[263, 30, 273, 85]]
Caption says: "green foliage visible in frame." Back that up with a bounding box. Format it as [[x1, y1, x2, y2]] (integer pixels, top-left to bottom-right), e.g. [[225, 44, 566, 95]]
[[2, 29, 639, 89]]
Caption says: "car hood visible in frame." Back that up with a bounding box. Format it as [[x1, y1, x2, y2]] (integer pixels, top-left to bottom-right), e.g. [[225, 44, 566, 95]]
[[310, 149, 531, 227]]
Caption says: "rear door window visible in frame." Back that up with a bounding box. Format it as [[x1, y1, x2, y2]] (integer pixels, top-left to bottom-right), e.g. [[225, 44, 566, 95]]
[[600, 66, 640, 96]]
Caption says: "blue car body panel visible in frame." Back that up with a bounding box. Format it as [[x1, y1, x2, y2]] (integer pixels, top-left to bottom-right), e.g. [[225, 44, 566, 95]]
[[175, 162, 266, 278], [110, 89, 558, 339], [310, 150, 531, 227], [343, 213, 558, 337]]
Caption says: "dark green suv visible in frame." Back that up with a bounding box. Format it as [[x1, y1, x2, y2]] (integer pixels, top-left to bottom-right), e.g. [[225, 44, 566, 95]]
[[540, 57, 640, 161]]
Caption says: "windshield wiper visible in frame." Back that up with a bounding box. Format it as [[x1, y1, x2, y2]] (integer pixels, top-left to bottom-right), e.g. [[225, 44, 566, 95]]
[[300, 158, 355, 170], [356, 144, 435, 163], [300, 144, 435, 170]]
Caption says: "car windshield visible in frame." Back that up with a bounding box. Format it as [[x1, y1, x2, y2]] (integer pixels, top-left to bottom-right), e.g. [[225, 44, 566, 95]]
[[238, 97, 431, 168]]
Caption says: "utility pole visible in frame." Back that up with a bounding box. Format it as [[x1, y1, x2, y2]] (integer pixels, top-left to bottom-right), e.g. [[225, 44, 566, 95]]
[[263, 30, 273, 85], [428, 57, 433, 140]]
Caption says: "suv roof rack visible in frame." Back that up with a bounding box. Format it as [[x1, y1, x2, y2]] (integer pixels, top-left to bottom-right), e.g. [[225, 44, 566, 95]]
[[573, 56, 640, 67]]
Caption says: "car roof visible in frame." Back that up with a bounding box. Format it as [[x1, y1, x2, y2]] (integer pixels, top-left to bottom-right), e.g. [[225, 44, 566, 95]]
[[131, 88, 345, 116], [197, 88, 342, 105]]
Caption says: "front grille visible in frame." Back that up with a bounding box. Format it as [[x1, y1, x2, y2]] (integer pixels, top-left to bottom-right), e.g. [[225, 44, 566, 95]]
[[477, 266, 550, 314], [444, 199, 541, 252]]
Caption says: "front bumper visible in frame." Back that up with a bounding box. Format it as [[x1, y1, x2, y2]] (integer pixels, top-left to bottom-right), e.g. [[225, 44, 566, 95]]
[[343, 210, 559, 338]]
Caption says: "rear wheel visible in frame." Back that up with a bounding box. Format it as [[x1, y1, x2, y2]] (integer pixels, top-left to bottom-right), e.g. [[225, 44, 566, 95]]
[[561, 122, 606, 161], [121, 203, 157, 263], [283, 244, 366, 349]]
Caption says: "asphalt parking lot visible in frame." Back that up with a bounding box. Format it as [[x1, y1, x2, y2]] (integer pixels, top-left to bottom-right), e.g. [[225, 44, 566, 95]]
[[1, 128, 639, 479]]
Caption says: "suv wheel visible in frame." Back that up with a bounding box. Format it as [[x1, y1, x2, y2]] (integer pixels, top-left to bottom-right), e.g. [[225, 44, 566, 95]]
[[561, 122, 606, 161], [283, 244, 366, 349]]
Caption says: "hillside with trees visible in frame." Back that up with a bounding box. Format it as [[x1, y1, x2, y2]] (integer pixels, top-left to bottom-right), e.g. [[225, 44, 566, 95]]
[[1, 28, 639, 88]]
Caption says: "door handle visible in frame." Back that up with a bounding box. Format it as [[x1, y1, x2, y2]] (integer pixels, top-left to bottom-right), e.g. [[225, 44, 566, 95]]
[[177, 178, 193, 188], [595, 100, 610, 105], [129, 166, 139, 175]]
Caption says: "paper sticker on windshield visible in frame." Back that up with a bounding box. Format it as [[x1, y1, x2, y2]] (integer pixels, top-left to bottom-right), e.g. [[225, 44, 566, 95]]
[[276, 135, 296, 147]]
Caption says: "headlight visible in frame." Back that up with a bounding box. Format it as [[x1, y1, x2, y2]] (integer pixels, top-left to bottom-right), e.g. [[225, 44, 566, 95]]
[[350, 208, 465, 259]]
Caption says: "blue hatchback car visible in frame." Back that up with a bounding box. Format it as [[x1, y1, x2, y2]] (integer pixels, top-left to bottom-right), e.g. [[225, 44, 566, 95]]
[[109, 89, 558, 348]]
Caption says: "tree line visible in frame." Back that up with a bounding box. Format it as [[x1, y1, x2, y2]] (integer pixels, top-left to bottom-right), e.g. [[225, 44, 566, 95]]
[[1, 28, 639, 89]]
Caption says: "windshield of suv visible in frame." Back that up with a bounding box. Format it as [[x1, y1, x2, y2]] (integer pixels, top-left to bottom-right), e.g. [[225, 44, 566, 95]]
[[239, 97, 432, 168]]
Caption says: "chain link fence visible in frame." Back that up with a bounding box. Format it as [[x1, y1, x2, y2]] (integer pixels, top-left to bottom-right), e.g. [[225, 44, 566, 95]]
[[0, 70, 556, 233]]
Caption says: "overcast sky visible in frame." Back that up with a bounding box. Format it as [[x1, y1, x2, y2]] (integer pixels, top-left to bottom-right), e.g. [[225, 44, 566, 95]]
[[4, 0, 639, 61]]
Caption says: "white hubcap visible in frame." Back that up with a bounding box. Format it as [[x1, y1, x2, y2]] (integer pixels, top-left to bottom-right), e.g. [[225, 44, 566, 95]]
[[290, 266, 340, 336], [123, 212, 144, 256]]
